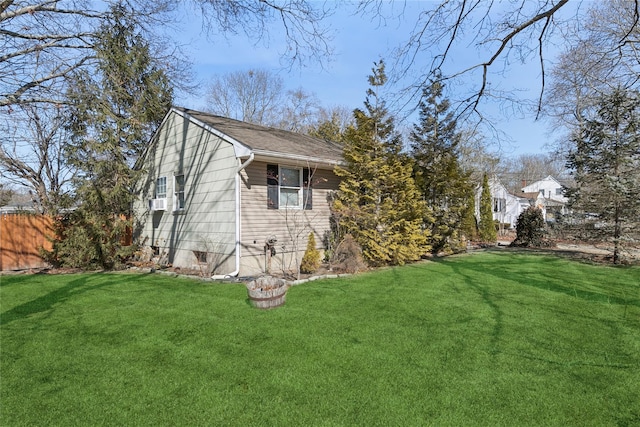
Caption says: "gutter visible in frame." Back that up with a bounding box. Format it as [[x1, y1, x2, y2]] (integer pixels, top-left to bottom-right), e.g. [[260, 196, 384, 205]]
[[211, 153, 255, 280]]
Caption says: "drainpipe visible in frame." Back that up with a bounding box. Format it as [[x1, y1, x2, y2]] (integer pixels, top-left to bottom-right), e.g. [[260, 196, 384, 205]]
[[211, 152, 254, 280]]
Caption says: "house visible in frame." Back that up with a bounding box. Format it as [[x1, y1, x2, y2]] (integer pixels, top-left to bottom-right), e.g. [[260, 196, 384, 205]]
[[0, 192, 37, 214], [521, 175, 569, 221], [133, 107, 343, 278], [476, 176, 527, 231]]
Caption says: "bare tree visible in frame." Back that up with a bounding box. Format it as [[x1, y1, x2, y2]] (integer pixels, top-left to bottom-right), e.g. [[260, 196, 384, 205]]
[[276, 88, 321, 132], [0, 104, 75, 213], [206, 69, 285, 124], [1, 0, 334, 109], [545, 0, 640, 152], [497, 153, 568, 194], [356, 0, 639, 127], [206, 69, 332, 132]]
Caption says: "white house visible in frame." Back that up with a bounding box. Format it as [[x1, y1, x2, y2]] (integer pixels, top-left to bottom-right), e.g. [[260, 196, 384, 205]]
[[521, 175, 567, 204], [521, 175, 569, 221], [476, 176, 527, 230]]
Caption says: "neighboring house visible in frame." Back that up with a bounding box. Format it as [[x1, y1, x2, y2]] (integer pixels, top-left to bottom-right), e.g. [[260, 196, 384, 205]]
[[521, 175, 569, 221], [476, 174, 571, 231], [0, 192, 37, 214], [476, 176, 526, 231], [133, 107, 343, 277]]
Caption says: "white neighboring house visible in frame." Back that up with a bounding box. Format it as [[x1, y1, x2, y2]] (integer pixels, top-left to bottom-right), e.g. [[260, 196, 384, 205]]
[[476, 176, 528, 231], [521, 175, 569, 222]]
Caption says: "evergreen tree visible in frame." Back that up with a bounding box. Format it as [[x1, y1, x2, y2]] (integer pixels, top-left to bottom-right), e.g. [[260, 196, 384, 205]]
[[478, 173, 497, 243], [333, 60, 431, 266], [460, 190, 478, 242], [300, 232, 321, 274], [566, 88, 640, 264], [50, 3, 173, 268], [512, 207, 546, 247], [410, 76, 473, 253], [307, 111, 347, 144]]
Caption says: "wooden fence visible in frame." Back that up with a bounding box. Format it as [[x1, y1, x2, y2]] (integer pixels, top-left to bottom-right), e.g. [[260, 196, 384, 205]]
[[0, 213, 53, 271]]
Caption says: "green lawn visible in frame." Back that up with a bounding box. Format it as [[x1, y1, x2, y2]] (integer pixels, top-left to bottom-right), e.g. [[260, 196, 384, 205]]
[[1, 251, 639, 426]]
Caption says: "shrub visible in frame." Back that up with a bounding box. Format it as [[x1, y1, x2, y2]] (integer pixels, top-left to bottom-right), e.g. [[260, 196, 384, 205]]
[[331, 234, 366, 274], [512, 207, 546, 247], [300, 232, 321, 274]]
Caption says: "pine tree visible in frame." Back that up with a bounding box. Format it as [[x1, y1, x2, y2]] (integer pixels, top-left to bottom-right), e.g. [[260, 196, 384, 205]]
[[410, 75, 473, 253], [50, 3, 173, 268], [566, 88, 640, 264], [478, 173, 497, 243], [333, 60, 431, 266]]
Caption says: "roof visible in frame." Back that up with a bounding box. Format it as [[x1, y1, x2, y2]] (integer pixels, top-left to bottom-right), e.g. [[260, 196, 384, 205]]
[[521, 191, 542, 200], [174, 107, 344, 165]]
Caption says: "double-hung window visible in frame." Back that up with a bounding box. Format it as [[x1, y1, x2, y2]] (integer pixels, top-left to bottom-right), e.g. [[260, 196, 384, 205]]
[[174, 174, 185, 211], [150, 176, 168, 211], [267, 164, 312, 210], [155, 177, 167, 199]]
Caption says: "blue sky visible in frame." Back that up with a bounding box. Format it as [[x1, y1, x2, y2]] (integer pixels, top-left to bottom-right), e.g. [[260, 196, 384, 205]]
[[174, 3, 557, 157]]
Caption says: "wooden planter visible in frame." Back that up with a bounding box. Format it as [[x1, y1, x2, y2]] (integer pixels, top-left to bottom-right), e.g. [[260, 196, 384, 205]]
[[246, 276, 289, 309]]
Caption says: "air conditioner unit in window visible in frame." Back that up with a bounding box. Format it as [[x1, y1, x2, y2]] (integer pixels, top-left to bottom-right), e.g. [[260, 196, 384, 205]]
[[149, 198, 167, 211]]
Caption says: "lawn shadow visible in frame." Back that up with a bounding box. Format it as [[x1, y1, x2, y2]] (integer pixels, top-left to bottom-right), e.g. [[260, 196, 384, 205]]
[[431, 258, 505, 356], [439, 249, 640, 308], [0, 273, 148, 326]]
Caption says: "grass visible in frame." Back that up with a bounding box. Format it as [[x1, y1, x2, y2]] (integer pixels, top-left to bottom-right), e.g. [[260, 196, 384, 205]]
[[1, 250, 639, 426]]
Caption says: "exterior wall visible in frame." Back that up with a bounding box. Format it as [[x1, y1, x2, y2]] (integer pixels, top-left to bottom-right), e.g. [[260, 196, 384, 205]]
[[475, 178, 525, 229], [522, 176, 567, 203], [239, 160, 340, 276], [134, 111, 238, 273]]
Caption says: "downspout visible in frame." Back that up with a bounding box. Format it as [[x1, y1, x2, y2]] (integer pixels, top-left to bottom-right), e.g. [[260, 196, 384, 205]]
[[211, 152, 254, 280]]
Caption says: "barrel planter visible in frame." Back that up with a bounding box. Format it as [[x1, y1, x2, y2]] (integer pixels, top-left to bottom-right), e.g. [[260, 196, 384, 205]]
[[246, 276, 289, 309]]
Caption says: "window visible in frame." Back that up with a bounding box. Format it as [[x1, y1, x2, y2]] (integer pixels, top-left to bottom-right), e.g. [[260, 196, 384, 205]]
[[155, 176, 167, 199], [174, 174, 185, 211], [555, 187, 563, 196], [267, 164, 312, 210], [193, 250, 207, 264], [493, 198, 505, 213]]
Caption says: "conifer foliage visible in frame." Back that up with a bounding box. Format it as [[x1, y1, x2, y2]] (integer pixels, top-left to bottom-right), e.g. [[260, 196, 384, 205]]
[[512, 207, 545, 247], [46, 4, 173, 268], [300, 232, 321, 274], [566, 88, 640, 264], [333, 60, 431, 266], [478, 173, 497, 243], [410, 76, 473, 252]]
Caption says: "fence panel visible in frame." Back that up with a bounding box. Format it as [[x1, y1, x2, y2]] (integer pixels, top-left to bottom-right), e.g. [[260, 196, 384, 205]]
[[0, 213, 53, 271]]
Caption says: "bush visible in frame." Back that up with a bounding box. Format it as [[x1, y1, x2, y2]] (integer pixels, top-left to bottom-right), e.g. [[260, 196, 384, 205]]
[[41, 211, 135, 269], [511, 207, 546, 247], [300, 232, 321, 274], [331, 234, 366, 274]]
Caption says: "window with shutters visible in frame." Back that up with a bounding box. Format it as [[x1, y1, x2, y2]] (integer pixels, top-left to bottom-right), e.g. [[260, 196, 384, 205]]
[[267, 164, 313, 210]]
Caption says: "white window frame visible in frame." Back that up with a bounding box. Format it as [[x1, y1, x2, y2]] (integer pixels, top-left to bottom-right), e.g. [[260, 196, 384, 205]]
[[278, 165, 303, 209], [155, 176, 167, 199], [173, 173, 185, 212]]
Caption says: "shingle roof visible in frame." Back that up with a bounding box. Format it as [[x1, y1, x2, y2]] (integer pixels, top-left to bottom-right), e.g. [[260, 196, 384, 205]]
[[176, 107, 344, 164]]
